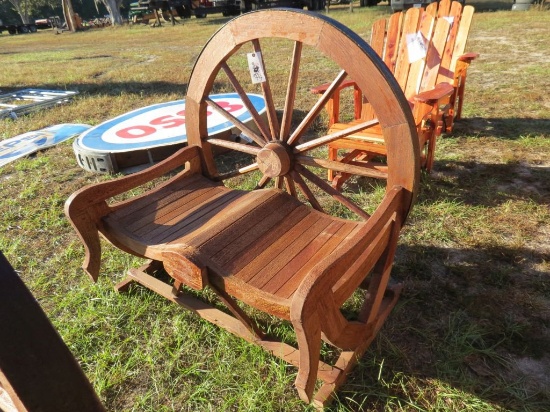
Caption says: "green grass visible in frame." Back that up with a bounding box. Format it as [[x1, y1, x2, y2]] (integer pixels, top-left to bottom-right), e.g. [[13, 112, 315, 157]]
[[1, 3, 549, 411]]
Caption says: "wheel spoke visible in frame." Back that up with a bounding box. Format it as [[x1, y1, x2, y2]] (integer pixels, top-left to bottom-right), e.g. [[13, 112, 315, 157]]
[[295, 155, 389, 180], [252, 39, 280, 139], [284, 176, 297, 198], [294, 119, 380, 154], [256, 174, 271, 189], [286, 70, 348, 146], [221, 62, 271, 142], [206, 98, 266, 147], [296, 165, 370, 221], [280, 41, 303, 142], [290, 170, 324, 212], [205, 138, 261, 156], [214, 163, 259, 182]]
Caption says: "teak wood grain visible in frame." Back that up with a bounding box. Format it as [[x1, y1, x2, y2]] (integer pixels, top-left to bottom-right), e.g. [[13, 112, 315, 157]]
[[65, 9, 420, 409]]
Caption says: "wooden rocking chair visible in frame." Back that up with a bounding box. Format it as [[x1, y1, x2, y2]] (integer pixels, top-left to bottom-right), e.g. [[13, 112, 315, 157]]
[[312, 0, 477, 188], [65, 9, 419, 408]]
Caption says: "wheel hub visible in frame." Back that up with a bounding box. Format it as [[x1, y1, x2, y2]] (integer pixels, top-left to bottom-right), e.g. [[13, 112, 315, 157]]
[[256, 142, 292, 178]]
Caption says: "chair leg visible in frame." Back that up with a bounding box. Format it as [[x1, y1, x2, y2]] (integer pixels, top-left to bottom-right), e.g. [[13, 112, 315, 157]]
[[292, 311, 322, 403]]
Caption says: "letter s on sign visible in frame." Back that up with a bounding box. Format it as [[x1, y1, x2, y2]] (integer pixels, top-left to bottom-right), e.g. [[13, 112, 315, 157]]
[[150, 115, 186, 128], [115, 125, 156, 139]]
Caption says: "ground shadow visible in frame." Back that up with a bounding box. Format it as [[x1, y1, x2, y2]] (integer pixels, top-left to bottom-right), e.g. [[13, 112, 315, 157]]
[[450, 117, 550, 140], [330, 240, 550, 411]]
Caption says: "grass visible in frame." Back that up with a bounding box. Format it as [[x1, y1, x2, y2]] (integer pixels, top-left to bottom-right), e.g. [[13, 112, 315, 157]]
[[1, 2, 549, 411]]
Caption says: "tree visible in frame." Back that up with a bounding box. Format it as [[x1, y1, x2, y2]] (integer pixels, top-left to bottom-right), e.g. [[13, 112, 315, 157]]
[[94, 0, 123, 24], [1, 0, 60, 24]]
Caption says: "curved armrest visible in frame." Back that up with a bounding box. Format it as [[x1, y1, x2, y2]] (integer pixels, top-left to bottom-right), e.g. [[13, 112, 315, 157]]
[[64, 144, 203, 281], [310, 79, 358, 95], [458, 52, 479, 64], [289, 185, 406, 399], [413, 82, 455, 104], [290, 185, 405, 325], [66, 145, 202, 214]]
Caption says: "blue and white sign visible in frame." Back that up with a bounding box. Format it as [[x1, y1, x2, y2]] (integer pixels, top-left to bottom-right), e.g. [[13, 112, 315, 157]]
[[0, 123, 91, 168], [76, 93, 266, 153]]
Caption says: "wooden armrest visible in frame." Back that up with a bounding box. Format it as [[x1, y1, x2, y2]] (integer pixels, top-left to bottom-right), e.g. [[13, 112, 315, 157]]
[[310, 79, 358, 95], [457, 52, 479, 63], [413, 83, 455, 104], [291, 185, 405, 311], [66, 145, 202, 213], [64, 144, 202, 281]]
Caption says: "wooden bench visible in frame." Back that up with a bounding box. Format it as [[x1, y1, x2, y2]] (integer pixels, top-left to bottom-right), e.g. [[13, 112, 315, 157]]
[[312, 0, 478, 188], [65, 9, 420, 408]]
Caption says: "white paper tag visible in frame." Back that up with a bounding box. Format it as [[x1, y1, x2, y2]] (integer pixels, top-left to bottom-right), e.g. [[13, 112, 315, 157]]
[[443, 16, 455, 28], [406, 32, 428, 64], [247, 52, 266, 84]]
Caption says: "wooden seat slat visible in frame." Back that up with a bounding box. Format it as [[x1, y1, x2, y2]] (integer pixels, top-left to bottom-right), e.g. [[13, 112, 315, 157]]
[[232, 212, 324, 282], [246, 216, 336, 288], [211, 203, 312, 272], [110, 174, 218, 223], [272, 221, 359, 299], [125, 190, 243, 243], [197, 190, 302, 257], [182, 189, 283, 251], [121, 184, 229, 234]]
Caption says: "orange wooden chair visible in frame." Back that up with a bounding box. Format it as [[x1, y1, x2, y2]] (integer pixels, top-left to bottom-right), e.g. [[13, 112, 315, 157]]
[[312, 0, 478, 188], [426, 0, 478, 132], [65, 9, 419, 408]]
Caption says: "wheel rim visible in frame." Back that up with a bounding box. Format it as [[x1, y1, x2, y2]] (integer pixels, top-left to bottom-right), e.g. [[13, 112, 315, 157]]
[[186, 9, 419, 222]]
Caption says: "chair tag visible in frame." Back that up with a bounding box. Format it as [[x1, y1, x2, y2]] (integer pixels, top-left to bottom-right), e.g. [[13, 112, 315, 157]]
[[443, 16, 455, 28], [247, 52, 267, 84], [406, 32, 428, 63]]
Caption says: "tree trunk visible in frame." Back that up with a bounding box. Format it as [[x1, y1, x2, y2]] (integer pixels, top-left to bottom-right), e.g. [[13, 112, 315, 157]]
[[8, 0, 30, 24], [101, 0, 124, 25], [62, 0, 77, 32]]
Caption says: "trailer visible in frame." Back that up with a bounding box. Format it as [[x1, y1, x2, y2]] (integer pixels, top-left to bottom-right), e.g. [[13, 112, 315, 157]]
[[0, 18, 37, 35], [128, 0, 325, 23]]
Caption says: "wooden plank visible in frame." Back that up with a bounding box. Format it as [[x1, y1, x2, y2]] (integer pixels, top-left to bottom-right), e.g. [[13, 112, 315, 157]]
[[246, 216, 334, 288], [212, 204, 311, 272], [384, 12, 404, 73], [436, 0, 463, 84], [199, 191, 301, 258], [273, 222, 359, 299], [0, 252, 105, 412], [420, 17, 451, 92], [184, 189, 282, 251], [153, 190, 248, 244], [393, 7, 422, 90], [449, 5, 475, 73], [403, 12, 435, 99], [370, 18, 386, 57], [233, 212, 323, 282]]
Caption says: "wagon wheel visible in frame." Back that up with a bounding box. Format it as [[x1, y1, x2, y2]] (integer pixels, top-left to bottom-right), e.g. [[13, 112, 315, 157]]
[[185, 9, 420, 223]]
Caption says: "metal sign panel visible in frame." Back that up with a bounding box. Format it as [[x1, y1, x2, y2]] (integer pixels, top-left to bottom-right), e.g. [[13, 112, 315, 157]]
[[75, 93, 267, 153]]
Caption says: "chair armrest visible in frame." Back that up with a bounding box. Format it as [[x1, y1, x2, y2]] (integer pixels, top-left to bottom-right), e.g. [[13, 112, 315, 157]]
[[413, 82, 455, 104], [64, 145, 203, 281], [66, 145, 202, 214], [310, 79, 358, 95], [311, 79, 362, 127], [291, 185, 406, 321], [457, 52, 479, 64]]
